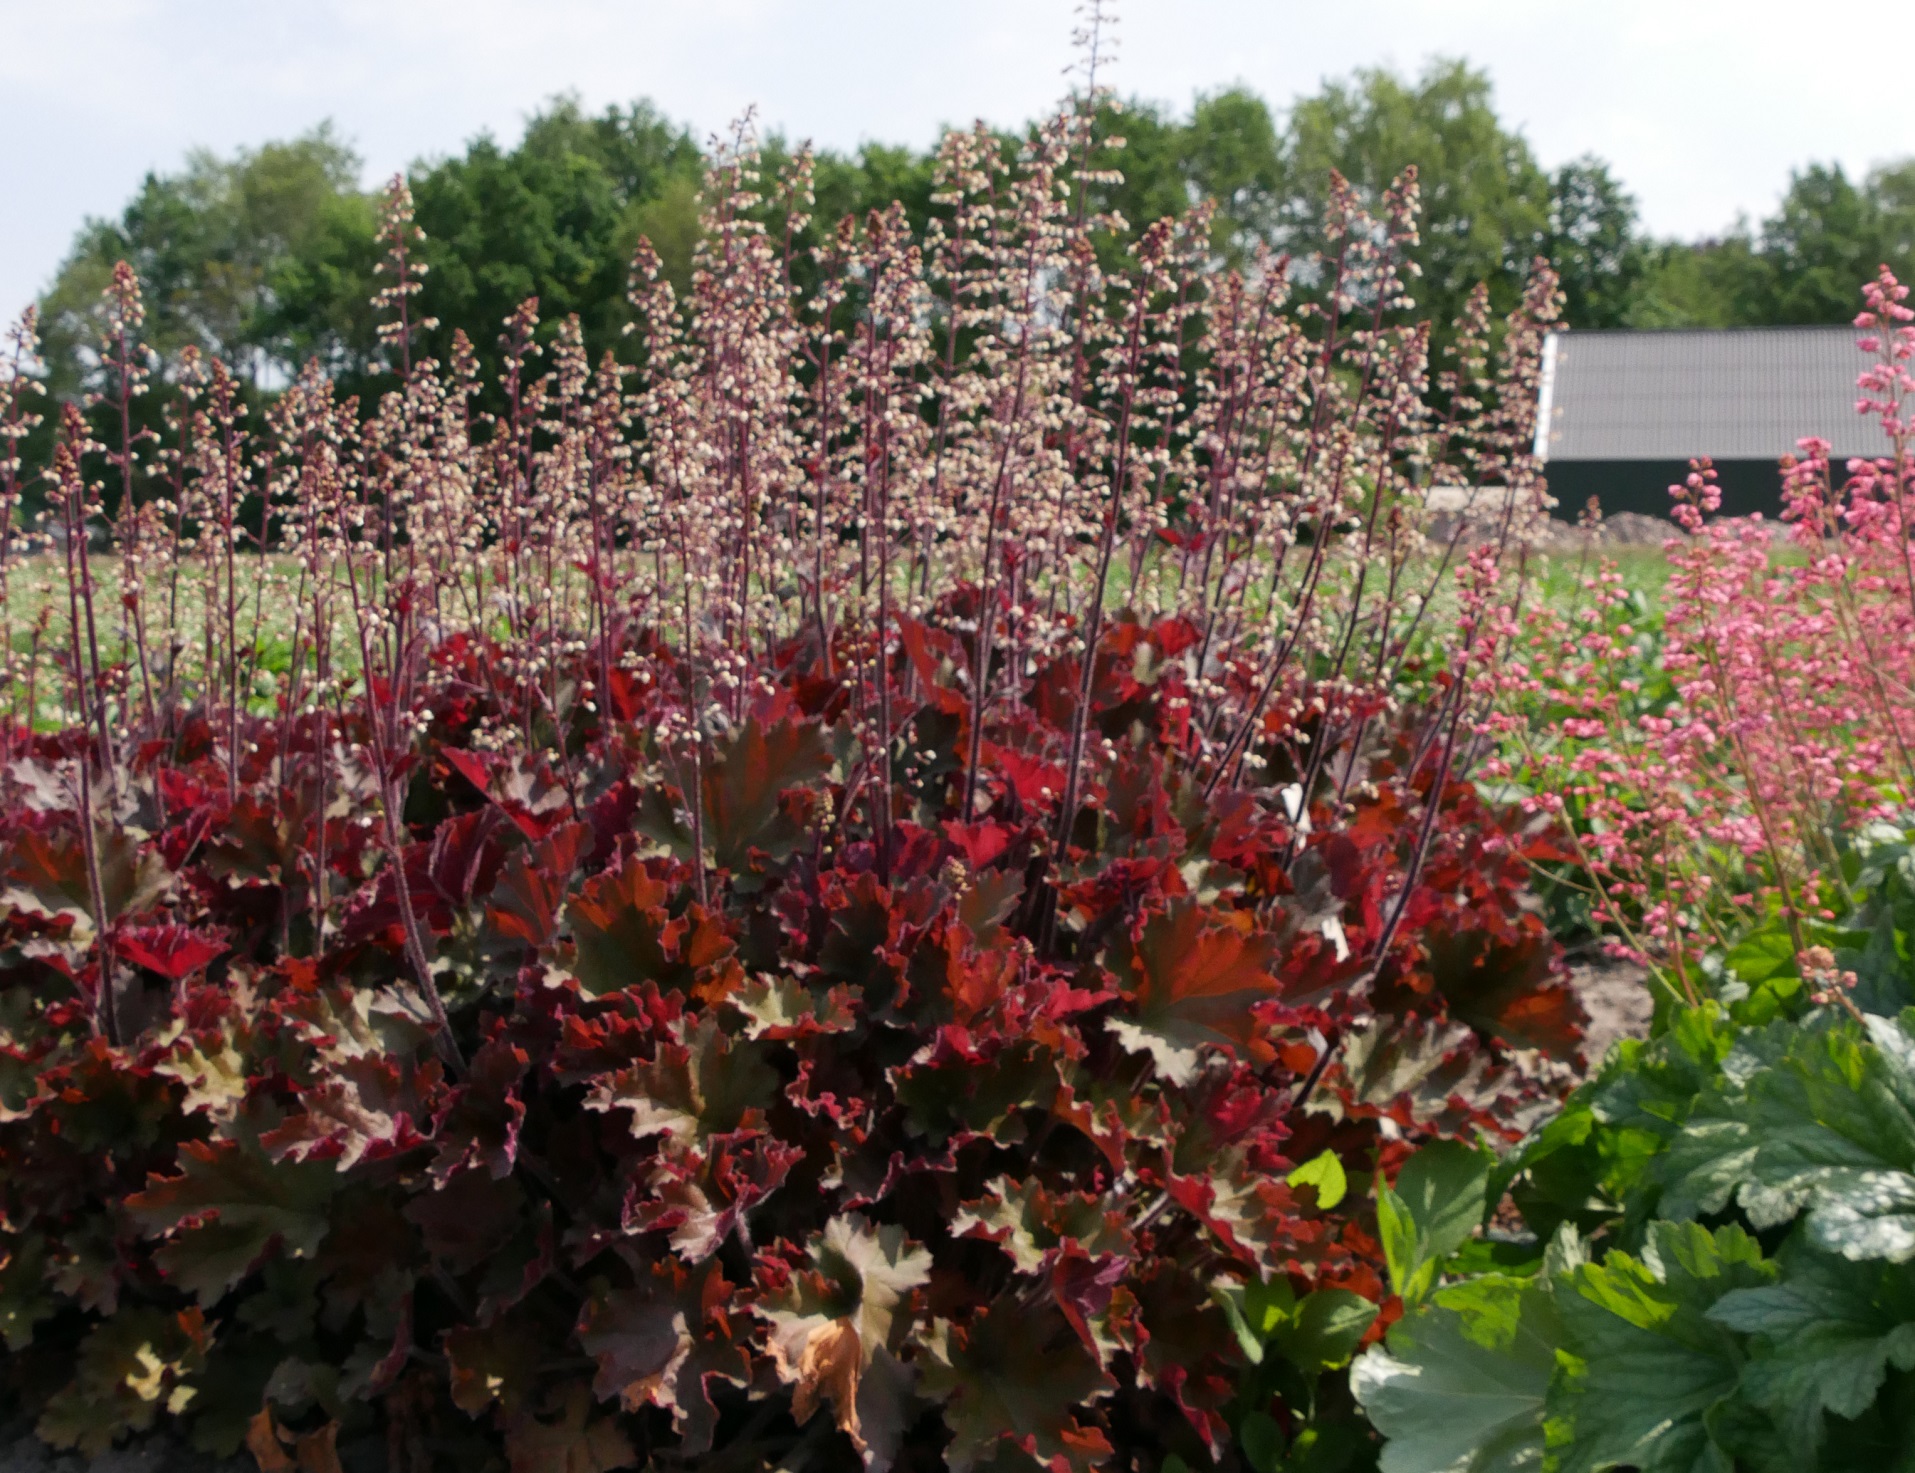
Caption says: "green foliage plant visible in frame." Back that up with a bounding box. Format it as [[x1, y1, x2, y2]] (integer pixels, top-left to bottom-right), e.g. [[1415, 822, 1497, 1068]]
[[1355, 822, 1915, 1471]]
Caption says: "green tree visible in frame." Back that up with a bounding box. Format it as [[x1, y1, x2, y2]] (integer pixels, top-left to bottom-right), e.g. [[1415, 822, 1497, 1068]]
[[809, 141, 940, 235], [74, 73, 1915, 411], [1085, 89, 1285, 264], [1280, 59, 1554, 334], [1761, 161, 1915, 322], [37, 127, 364, 394], [1545, 156, 1645, 328], [1180, 88, 1288, 251], [253, 187, 381, 378], [38, 100, 708, 403], [1622, 233, 1767, 328], [407, 97, 704, 374], [1623, 159, 1915, 328], [1095, 75, 1627, 333]]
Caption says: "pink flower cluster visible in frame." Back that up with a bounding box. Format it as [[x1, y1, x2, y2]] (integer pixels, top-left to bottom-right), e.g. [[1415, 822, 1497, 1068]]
[[1484, 270, 1915, 993]]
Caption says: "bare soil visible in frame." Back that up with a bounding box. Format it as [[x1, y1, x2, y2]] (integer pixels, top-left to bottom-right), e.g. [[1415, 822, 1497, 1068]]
[[1572, 956, 1655, 1067]]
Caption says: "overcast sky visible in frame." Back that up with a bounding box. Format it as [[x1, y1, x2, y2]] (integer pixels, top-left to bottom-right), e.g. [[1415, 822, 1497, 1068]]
[[5, 0, 1914, 328]]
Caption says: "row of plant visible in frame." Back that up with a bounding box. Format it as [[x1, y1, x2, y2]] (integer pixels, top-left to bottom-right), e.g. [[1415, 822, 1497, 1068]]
[[1360, 819, 1915, 1469], [1357, 267, 1915, 1469], [0, 49, 1588, 1473], [1485, 268, 1915, 993]]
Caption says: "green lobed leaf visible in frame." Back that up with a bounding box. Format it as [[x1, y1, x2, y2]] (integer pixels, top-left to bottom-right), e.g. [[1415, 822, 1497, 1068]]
[[1549, 1221, 1776, 1473], [1268, 1288, 1378, 1376], [1723, 927, 1796, 986], [1661, 1011, 1915, 1262], [1508, 1007, 1733, 1241], [1849, 908, 1915, 1019], [1708, 1237, 1915, 1458], [1239, 1409, 1286, 1473], [1818, 1367, 1915, 1471], [1286, 1149, 1350, 1210], [1379, 1139, 1491, 1304], [1352, 1273, 1559, 1473]]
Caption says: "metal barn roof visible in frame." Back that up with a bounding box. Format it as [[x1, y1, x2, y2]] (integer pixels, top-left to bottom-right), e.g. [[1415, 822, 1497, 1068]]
[[1534, 325, 1895, 463]]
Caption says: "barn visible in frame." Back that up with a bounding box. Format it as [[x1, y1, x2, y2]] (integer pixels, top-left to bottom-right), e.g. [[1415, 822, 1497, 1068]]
[[1533, 324, 1895, 519]]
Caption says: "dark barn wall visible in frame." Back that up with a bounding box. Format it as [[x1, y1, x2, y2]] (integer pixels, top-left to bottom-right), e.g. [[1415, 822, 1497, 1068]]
[[1543, 459, 1789, 521]]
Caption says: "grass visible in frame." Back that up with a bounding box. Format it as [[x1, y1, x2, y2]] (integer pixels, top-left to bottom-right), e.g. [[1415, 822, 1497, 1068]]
[[3, 550, 322, 729], [1532, 541, 1672, 608]]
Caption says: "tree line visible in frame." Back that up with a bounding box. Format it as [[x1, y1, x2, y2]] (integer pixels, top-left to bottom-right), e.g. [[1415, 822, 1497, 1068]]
[[30, 57, 1915, 405]]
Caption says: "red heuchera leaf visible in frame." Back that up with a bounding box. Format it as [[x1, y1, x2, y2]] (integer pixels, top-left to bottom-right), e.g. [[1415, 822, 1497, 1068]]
[[983, 742, 1066, 808], [896, 617, 967, 715], [440, 747, 492, 801], [404, 1170, 526, 1277], [577, 1259, 747, 1454], [487, 822, 588, 949], [1417, 925, 1587, 1061], [919, 1298, 1116, 1473], [1324, 1013, 1542, 1141], [699, 715, 830, 874], [566, 860, 741, 1000], [35, 1305, 211, 1457], [758, 1216, 933, 1469], [941, 819, 1014, 871], [1103, 898, 1287, 1084], [444, 1311, 542, 1417], [1165, 1150, 1298, 1262], [117, 925, 226, 982], [628, 1131, 801, 1262], [6, 824, 171, 924], [1129, 1261, 1241, 1455], [1047, 1247, 1137, 1369], [726, 976, 858, 1041], [0, 486, 1587, 1473], [585, 1016, 776, 1145], [503, 1383, 636, 1473], [124, 1133, 337, 1302], [0, 659, 1582, 1473], [443, 749, 573, 840], [343, 809, 505, 943], [430, 1036, 530, 1183], [261, 1052, 434, 1170]]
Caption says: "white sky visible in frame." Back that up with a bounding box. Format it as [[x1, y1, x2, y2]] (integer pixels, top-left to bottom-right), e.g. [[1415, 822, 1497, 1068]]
[[5, 0, 1914, 329]]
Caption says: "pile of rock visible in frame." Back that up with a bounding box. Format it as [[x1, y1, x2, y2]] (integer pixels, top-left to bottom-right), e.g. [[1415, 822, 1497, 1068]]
[[1421, 484, 1678, 550]]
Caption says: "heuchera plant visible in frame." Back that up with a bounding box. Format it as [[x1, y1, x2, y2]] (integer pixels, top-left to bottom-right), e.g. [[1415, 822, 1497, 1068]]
[[1370, 264, 1915, 1473], [1356, 817, 1915, 1471], [1485, 267, 1915, 1008], [0, 33, 1578, 1471]]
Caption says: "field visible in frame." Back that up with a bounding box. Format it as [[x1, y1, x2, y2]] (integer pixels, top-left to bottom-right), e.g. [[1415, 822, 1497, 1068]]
[[1, 528, 1691, 737]]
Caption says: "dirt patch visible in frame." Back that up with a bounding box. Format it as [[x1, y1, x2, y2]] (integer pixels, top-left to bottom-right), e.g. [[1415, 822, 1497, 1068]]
[[1572, 957, 1655, 1067]]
